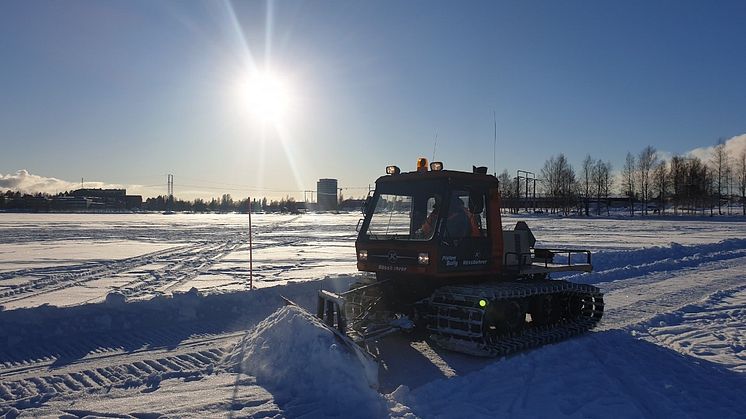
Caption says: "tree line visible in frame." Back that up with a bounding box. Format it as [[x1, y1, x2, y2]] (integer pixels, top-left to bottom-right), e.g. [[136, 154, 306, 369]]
[[499, 139, 746, 216], [3, 139, 745, 217], [0, 190, 303, 213], [145, 194, 301, 213]]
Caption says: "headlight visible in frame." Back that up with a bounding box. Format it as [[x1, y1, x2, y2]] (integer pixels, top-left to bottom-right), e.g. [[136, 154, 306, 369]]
[[418, 252, 430, 265], [358, 250, 368, 261], [386, 165, 401, 175]]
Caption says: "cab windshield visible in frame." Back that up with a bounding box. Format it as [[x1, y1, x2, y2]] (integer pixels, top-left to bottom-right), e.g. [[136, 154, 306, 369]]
[[365, 193, 440, 241], [363, 180, 489, 241]]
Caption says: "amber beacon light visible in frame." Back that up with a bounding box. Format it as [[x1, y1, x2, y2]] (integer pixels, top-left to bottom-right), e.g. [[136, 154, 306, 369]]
[[416, 157, 429, 172]]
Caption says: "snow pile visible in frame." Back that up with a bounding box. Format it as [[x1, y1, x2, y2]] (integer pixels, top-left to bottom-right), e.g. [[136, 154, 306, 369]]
[[224, 305, 386, 418]]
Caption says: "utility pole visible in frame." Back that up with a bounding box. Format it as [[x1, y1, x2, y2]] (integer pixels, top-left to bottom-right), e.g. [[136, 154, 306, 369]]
[[248, 195, 253, 290], [516, 170, 535, 212]]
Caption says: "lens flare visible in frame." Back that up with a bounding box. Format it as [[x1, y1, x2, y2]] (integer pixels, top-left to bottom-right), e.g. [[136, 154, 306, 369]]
[[243, 71, 292, 124]]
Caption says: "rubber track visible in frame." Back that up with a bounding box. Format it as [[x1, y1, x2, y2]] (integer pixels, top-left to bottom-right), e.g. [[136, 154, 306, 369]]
[[427, 280, 604, 357]]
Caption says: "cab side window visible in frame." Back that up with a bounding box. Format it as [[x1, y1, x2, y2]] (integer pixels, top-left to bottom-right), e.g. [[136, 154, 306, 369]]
[[443, 190, 487, 239]]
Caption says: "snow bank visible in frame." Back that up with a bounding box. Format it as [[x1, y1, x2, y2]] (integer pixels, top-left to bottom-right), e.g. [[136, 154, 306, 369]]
[[634, 284, 746, 373], [563, 238, 746, 284], [0, 275, 359, 349], [224, 305, 386, 418]]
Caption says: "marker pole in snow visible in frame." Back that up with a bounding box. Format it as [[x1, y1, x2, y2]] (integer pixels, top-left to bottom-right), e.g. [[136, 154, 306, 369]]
[[249, 196, 253, 290]]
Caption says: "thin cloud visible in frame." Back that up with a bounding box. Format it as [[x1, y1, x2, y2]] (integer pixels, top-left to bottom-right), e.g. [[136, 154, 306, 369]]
[[0, 169, 217, 200], [1, 170, 129, 195], [654, 150, 674, 164], [686, 134, 746, 163]]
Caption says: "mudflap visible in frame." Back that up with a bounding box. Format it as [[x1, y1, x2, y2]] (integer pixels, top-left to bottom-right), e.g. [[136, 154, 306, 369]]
[[280, 295, 379, 389]]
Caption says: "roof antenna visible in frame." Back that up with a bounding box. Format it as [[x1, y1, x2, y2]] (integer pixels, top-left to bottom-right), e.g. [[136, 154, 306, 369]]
[[432, 130, 439, 161], [493, 110, 497, 176]]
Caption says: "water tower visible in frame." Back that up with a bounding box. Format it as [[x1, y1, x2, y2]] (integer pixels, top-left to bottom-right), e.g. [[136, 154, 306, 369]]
[[317, 178, 338, 211]]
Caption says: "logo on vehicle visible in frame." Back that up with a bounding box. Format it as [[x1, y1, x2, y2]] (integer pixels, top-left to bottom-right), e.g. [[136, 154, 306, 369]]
[[387, 250, 398, 263], [441, 255, 458, 267]]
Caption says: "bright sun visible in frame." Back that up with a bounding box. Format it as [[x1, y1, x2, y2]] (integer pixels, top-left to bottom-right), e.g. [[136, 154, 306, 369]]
[[242, 71, 292, 124]]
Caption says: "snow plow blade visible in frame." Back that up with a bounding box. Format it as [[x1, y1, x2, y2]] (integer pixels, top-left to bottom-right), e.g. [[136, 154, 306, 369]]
[[281, 295, 378, 370], [279, 295, 379, 389], [316, 289, 349, 334]]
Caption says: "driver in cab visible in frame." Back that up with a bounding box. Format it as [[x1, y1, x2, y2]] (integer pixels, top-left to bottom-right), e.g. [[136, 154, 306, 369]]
[[417, 195, 479, 239]]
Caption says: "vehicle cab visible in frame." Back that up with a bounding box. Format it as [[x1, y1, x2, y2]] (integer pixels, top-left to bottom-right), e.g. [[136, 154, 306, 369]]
[[355, 159, 504, 279]]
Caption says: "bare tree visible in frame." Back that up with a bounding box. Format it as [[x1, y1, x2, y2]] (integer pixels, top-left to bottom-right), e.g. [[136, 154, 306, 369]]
[[622, 152, 636, 216], [653, 161, 669, 215], [711, 139, 729, 215], [540, 154, 577, 215], [498, 170, 517, 214], [725, 163, 733, 215], [685, 157, 708, 215], [591, 160, 613, 216], [540, 156, 560, 214], [669, 155, 685, 215], [581, 154, 593, 216], [591, 160, 603, 216], [637, 146, 658, 215], [705, 166, 714, 216], [738, 149, 746, 216], [602, 161, 613, 216]]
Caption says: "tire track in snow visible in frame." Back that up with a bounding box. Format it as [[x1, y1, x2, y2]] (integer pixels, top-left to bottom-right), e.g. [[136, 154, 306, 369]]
[[0, 347, 227, 412], [0, 244, 198, 305], [0, 215, 305, 307], [594, 252, 746, 330]]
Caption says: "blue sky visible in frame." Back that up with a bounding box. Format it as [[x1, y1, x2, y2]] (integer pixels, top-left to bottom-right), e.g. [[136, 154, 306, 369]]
[[1, 0, 745, 200]]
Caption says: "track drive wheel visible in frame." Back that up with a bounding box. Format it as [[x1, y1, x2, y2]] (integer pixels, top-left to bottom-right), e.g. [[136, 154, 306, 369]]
[[529, 294, 557, 326], [483, 299, 526, 344]]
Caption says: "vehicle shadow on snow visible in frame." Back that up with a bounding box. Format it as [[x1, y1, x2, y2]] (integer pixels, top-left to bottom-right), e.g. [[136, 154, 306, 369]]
[[378, 329, 746, 418], [376, 333, 489, 393]]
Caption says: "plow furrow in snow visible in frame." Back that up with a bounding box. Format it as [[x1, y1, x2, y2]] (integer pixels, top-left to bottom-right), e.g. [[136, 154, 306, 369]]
[[0, 348, 225, 412], [0, 323, 244, 378], [597, 253, 746, 330], [565, 238, 746, 286]]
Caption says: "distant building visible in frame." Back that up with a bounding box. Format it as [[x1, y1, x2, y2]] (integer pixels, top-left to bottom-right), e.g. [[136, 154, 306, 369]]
[[339, 198, 366, 212], [51, 196, 91, 211], [317, 178, 338, 211], [125, 195, 142, 209], [71, 188, 126, 199], [68, 188, 141, 210]]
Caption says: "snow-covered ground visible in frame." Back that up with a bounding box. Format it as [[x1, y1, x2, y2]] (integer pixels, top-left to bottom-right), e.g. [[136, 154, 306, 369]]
[[1, 213, 745, 418], [0, 213, 359, 310]]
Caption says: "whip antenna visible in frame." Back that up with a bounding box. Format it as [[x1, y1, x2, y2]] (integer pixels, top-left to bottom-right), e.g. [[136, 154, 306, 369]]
[[493, 110, 497, 176], [432, 130, 439, 161]]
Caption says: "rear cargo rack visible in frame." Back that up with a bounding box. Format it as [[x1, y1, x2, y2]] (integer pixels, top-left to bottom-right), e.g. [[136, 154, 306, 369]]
[[505, 248, 593, 275]]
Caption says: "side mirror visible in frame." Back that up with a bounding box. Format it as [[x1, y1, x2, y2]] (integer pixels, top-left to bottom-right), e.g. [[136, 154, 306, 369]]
[[356, 218, 363, 232], [361, 196, 371, 215]]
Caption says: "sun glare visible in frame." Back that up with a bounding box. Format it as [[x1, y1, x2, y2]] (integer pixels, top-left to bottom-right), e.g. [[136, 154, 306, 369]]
[[242, 71, 292, 124]]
